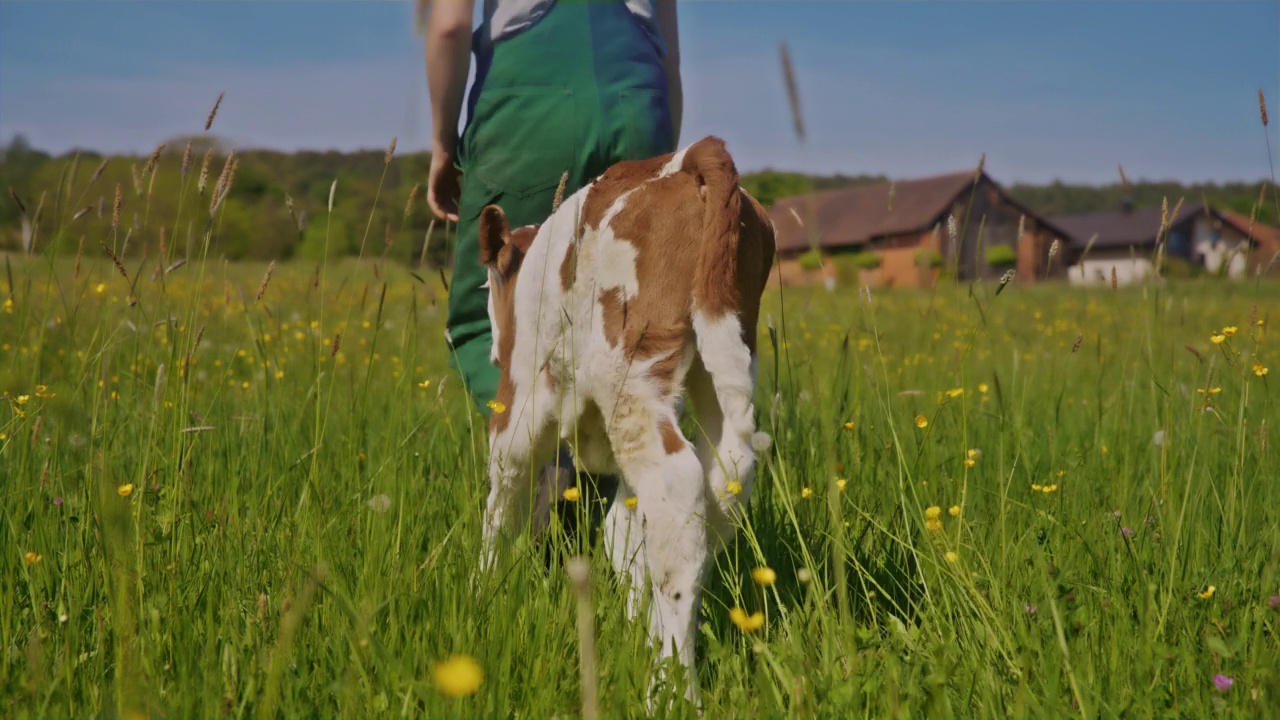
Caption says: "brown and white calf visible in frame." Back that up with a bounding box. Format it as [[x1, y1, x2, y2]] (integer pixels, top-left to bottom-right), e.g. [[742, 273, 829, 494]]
[[477, 135, 775, 701]]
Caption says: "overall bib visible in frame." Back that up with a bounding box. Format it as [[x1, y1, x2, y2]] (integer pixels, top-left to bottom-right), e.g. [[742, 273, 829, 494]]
[[445, 0, 676, 416]]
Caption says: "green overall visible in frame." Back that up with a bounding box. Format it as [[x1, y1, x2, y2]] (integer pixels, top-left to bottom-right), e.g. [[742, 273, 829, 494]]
[[446, 0, 676, 417]]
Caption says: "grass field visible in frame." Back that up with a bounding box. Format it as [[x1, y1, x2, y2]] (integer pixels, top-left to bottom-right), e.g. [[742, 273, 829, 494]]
[[3, 218, 1278, 719]]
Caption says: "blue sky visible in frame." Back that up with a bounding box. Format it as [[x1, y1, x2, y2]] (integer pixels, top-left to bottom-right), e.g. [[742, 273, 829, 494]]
[[1, 0, 1276, 185]]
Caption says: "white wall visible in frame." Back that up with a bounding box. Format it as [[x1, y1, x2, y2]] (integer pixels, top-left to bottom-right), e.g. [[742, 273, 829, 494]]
[[1067, 256, 1155, 286], [1191, 217, 1249, 279]]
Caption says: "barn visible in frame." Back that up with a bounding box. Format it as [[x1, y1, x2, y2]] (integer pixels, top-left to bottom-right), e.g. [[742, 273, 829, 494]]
[[767, 169, 1072, 289]]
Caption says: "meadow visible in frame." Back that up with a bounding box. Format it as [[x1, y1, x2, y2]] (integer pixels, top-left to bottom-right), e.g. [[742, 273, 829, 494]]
[[3, 198, 1278, 720]]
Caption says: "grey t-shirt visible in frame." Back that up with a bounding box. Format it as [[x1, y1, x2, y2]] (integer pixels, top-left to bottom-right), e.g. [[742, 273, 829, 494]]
[[475, 0, 666, 55]]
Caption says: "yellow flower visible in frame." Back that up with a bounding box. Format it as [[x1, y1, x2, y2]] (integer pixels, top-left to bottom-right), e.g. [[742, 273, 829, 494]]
[[1031, 483, 1042, 492], [117, 483, 134, 497], [1, 297, 12, 313], [728, 607, 765, 633], [486, 400, 506, 414], [94, 283, 106, 294], [843, 420, 855, 431], [944, 551, 959, 563], [624, 496, 638, 510], [978, 382, 989, 393], [15, 394, 29, 406], [418, 379, 432, 389], [800, 487, 814, 499], [562, 487, 580, 502], [725, 481, 743, 496], [1210, 333, 1225, 344], [1197, 387, 1221, 395], [35, 385, 55, 398], [751, 567, 777, 587], [944, 387, 964, 399], [835, 478, 847, 491], [24, 551, 42, 566], [948, 505, 961, 517], [1198, 585, 1215, 600], [1042, 484, 1059, 493], [432, 654, 483, 697], [925, 518, 943, 533], [967, 448, 981, 460], [914, 414, 928, 429], [1254, 363, 1269, 377], [964, 458, 976, 468], [1222, 326, 1237, 337], [924, 506, 942, 520]]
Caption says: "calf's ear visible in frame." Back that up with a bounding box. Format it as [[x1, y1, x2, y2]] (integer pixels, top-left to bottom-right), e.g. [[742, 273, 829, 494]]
[[478, 204, 510, 267]]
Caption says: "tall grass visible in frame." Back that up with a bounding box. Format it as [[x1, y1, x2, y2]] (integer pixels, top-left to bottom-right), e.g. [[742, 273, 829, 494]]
[[3, 93, 1279, 719]]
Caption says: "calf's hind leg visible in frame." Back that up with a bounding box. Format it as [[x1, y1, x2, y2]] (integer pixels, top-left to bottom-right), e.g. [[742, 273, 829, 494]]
[[605, 395, 709, 703]]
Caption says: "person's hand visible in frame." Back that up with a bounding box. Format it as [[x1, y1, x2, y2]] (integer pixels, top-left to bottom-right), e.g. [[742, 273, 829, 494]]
[[428, 143, 461, 222]]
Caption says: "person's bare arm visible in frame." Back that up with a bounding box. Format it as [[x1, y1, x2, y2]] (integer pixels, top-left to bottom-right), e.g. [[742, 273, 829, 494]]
[[424, 0, 475, 220], [655, 0, 682, 146]]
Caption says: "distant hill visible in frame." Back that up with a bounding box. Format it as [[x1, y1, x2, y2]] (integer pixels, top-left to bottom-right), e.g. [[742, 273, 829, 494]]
[[3, 135, 1275, 263]]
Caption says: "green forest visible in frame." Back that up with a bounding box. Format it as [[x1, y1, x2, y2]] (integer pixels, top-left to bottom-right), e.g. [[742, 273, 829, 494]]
[[2, 134, 1275, 266]]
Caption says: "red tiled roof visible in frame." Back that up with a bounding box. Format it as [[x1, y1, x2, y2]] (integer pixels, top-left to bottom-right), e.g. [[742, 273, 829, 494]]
[[1218, 209, 1280, 256]]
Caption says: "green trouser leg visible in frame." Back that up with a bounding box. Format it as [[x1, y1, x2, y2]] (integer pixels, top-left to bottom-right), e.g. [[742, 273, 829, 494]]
[[446, 0, 675, 420]]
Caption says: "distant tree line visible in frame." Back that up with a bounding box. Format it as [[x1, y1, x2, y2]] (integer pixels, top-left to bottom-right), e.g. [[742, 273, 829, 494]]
[[0, 134, 455, 268], [3, 135, 1275, 265]]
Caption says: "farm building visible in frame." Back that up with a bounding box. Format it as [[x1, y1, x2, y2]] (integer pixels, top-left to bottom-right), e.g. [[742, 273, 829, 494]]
[[768, 169, 1072, 289], [1050, 201, 1280, 286]]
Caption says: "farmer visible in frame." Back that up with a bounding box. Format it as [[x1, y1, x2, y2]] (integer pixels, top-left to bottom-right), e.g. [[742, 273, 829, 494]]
[[421, 0, 683, 538]]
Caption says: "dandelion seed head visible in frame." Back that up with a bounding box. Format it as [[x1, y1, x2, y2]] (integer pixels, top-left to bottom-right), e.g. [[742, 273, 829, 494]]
[[750, 432, 772, 452], [367, 494, 391, 513]]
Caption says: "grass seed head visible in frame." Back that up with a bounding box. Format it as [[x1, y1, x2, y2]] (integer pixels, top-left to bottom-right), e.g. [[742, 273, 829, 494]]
[[205, 91, 224, 131], [552, 170, 568, 212], [144, 143, 166, 176], [88, 158, 108, 186], [111, 183, 122, 231], [404, 184, 419, 219], [198, 149, 213, 195], [8, 187, 26, 216], [256, 260, 276, 302]]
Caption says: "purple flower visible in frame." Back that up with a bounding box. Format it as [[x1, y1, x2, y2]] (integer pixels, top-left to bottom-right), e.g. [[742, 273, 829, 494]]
[[1120, 526, 1134, 538], [1269, 595, 1280, 610], [1212, 674, 1233, 692], [53, 496, 64, 506]]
